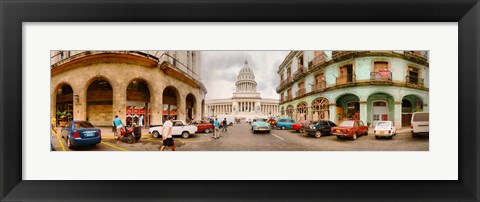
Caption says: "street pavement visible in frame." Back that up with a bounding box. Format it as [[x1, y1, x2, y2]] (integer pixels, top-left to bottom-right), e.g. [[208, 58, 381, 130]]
[[51, 123, 428, 151]]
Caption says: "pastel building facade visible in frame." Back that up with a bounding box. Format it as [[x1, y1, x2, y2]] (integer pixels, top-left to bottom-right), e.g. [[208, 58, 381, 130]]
[[277, 51, 429, 128], [51, 51, 206, 126]]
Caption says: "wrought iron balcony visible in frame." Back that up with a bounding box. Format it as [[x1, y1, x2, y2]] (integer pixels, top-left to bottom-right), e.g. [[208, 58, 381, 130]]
[[370, 71, 392, 82], [404, 51, 428, 61], [336, 73, 356, 85], [405, 76, 424, 87], [309, 56, 326, 70], [312, 81, 327, 92], [295, 88, 306, 98], [332, 51, 355, 59], [293, 66, 305, 80]]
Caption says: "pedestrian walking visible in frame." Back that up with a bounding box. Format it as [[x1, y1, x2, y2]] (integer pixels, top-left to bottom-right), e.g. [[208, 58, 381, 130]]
[[138, 115, 144, 127], [113, 115, 124, 144], [213, 118, 220, 139], [222, 118, 228, 133], [161, 116, 175, 151]]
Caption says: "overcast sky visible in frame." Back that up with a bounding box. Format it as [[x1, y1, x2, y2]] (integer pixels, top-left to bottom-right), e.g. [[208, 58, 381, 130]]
[[201, 51, 290, 100]]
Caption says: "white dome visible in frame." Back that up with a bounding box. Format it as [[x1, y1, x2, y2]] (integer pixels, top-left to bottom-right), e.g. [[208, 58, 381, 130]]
[[237, 60, 255, 80]]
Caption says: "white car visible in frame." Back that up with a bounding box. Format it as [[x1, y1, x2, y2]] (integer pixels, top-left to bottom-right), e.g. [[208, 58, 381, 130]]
[[148, 120, 197, 139], [373, 121, 396, 139], [411, 112, 429, 138]]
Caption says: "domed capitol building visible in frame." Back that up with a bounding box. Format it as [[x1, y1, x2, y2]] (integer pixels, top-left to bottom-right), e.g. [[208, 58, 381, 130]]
[[205, 60, 279, 118]]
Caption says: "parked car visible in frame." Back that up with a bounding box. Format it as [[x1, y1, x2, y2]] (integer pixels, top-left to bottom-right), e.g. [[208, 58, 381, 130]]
[[277, 118, 296, 130], [61, 120, 101, 149], [292, 120, 312, 133], [149, 120, 197, 139], [306, 120, 336, 138], [251, 118, 270, 133], [411, 112, 429, 138], [374, 121, 396, 139], [331, 120, 368, 140], [267, 118, 277, 128], [190, 120, 214, 133]]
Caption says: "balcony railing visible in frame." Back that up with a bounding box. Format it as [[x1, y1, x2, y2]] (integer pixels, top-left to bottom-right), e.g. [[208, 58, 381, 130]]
[[286, 95, 293, 102], [406, 76, 424, 87], [404, 51, 428, 61], [332, 51, 355, 59], [295, 88, 306, 98], [280, 97, 285, 103], [293, 66, 305, 79], [313, 81, 327, 92], [370, 71, 392, 82], [336, 73, 356, 85], [310, 56, 326, 69]]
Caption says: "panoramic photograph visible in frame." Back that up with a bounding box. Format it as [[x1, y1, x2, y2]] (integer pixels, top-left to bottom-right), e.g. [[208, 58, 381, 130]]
[[50, 50, 429, 151]]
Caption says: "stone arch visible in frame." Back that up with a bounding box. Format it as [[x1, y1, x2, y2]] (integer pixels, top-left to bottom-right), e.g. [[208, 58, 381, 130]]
[[286, 105, 294, 118], [186, 93, 197, 122], [367, 92, 395, 126], [335, 93, 361, 122], [333, 92, 361, 103], [125, 78, 151, 126], [53, 82, 74, 126], [401, 94, 425, 127], [86, 77, 113, 126], [296, 101, 308, 121], [362, 90, 399, 101], [162, 85, 180, 122], [311, 97, 330, 121]]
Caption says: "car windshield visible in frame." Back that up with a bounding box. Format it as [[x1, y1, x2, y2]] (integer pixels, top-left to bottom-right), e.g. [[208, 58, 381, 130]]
[[413, 113, 429, 121], [376, 122, 391, 127], [75, 121, 95, 129], [339, 121, 354, 127]]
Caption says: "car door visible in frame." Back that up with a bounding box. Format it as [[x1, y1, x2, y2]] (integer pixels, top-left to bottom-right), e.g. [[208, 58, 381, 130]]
[[171, 121, 182, 135], [327, 121, 336, 134], [359, 121, 367, 134]]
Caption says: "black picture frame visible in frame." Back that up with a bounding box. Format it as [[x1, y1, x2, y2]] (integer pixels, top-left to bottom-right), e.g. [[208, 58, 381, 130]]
[[1, 0, 478, 201]]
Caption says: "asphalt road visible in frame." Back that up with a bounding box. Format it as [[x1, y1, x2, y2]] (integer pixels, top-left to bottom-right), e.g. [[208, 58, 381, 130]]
[[51, 123, 429, 151]]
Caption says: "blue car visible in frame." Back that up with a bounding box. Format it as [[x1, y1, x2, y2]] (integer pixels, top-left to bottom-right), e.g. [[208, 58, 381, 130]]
[[251, 118, 270, 133], [277, 118, 296, 130], [61, 120, 101, 149]]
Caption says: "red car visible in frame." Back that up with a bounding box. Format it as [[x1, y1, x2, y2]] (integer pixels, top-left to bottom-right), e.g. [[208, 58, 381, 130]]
[[190, 120, 214, 133], [331, 120, 368, 140], [292, 120, 311, 133]]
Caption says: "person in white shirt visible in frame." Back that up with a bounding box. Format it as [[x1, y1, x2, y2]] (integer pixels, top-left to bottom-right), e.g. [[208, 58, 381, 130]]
[[160, 116, 175, 151]]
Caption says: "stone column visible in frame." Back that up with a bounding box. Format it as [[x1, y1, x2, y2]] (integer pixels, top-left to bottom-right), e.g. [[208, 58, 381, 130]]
[[394, 101, 402, 128], [423, 104, 429, 112], [359, 101, 368, 127], [329, 103, 337, 123]]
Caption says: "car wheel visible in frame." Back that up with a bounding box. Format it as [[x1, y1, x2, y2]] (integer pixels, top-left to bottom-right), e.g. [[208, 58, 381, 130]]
[[336, 136, 342, 139], [205, 128, 210, 133], [152, 131, 160, 139], [365, 131, 368, 136], [375, 136, 379, 139], [352, 133, 357, 140], [314, 131, 322, 138], [67, 137, 74, 149], [181, 131, 190, 139], [388, 136, 393, 139], [281, 126, 286, 130], [412, 133, 418, 138], [300, 129, 305, 133]]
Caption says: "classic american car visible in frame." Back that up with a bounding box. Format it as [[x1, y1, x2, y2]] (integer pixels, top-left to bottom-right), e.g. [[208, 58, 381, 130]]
[[251, 118, 270, 133], [190, 120, 214, 133], [149, 120, 197, 139]]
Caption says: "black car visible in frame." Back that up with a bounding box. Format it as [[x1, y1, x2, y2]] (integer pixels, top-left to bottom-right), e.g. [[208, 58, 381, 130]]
[[306, 120, 336, 138]]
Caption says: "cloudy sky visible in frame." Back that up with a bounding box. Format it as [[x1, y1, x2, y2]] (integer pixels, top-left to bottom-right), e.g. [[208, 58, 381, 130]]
[[201, 51, 290, 100]]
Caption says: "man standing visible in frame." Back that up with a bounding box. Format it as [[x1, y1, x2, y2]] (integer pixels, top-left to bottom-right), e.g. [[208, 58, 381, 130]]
[[161, 116, 175, 151], [222, 118, 228, 133], [113, 115, 124, 144], [213, 118, 220, 139]]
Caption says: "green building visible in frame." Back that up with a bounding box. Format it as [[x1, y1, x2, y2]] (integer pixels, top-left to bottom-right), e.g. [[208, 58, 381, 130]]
[[277, 51, 429, 128]]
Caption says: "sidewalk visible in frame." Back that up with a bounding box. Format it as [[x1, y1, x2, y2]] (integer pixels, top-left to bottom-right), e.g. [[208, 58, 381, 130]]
[[97, 126, 153, 139]]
